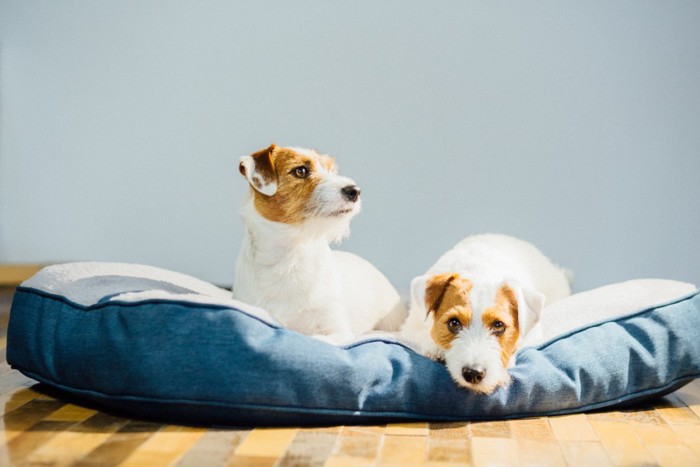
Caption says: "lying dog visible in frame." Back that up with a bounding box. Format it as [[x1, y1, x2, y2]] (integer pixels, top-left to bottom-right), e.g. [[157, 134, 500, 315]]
[[233, 144, 405, 341], [400, 234, 571, 393]]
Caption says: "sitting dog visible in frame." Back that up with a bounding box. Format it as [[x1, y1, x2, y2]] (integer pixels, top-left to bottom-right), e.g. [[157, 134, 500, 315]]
[[233, 144, 405, 342], [400, 234, 571, 393]]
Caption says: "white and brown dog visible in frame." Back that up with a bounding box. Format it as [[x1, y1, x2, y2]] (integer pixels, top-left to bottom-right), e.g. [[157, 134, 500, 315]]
[[400, 234, 571, 393], [233, 144, 405, 342]]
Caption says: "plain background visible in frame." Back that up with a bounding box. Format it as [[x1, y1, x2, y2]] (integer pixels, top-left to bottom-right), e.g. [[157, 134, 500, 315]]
[[1, 2, 698, 295]]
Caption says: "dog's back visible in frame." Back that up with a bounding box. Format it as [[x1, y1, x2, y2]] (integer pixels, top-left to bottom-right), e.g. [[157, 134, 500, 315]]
[[429, 234, 571, 306], [334, 251, 407, 333]]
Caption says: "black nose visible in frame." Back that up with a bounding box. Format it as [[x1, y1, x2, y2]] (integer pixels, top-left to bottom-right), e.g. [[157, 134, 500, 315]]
[[462, 367, 485, 384], [341, 185, 361, 202]]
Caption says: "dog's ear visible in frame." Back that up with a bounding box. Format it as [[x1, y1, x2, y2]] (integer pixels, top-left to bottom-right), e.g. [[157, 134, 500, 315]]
[[498, 280, 545, 338], [239, 144, 278, 196], [409, 275, 429, 316], [412, 273, 460, 317]]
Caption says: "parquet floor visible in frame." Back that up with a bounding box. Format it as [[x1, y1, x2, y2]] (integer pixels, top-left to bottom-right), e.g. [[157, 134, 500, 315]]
[[1, 287, 699, 466]]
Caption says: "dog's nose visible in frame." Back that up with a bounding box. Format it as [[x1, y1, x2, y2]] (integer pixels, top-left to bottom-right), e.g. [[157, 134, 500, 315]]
[[341, 185, 361, 202], [462, 367, 485, 384]]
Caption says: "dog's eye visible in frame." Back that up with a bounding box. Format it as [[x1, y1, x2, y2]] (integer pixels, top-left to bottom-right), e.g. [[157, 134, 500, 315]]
[[291, 166, 310, 179], [491, 320, 506, 335], [447, 318, 462, 334]]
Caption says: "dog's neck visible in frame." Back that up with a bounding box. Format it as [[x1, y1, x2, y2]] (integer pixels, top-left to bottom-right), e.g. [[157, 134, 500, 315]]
[[237, 198, 341, 267], [234, 198, 345, 306]]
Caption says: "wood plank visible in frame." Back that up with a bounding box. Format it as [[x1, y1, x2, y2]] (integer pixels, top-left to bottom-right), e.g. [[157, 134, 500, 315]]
[[43, 403, 97, 422], [548, 413, 598, 442], [377, 434, 428, 466], [329, 425, 384, 459], [385, 422, 429, 436], [277, 429, 339, 467], [74, 420, 163, 467], [426, 437, 471, 464], [509, 417, 557, 443], [471, 436, 519, 466], [119, 425, 207, 467], [175, 429, 249, 467], [516, 439, 566, 466], [656, 394, 700, 425], [589, 419, 656, 466], [672, 379, 700, 419], [227, 455, 279, 467], [227, 427, 297, 466], [669, 424, 700, 459], [428, 422, 470, 440], [0, 264, 46, 287], [1, 420, 75, 465], [647, 443, 700, 465], [558, 441, 614, 466], [470, 420, 510, 438], [1, 398, 66, 442], [324, 457, 375, 467], [22, 412, 131, 466], [613, 398, 700, 466], [627, 417, 685, 446], [426, 421, 472, 464], [510, 418, 565, 466], [0, 387, 41, 415]]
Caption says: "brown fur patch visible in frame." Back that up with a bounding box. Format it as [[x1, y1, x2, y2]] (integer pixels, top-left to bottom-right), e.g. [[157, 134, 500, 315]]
[[482, 285, 521, 367], [240, 144, 277, 184], [247, 146, 337, 224], [424, 273, 457, 315], [425, 273, 473, 350]]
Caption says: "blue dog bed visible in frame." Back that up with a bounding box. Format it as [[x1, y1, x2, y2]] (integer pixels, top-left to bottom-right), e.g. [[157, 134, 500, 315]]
[[7, 262, 700, 426]]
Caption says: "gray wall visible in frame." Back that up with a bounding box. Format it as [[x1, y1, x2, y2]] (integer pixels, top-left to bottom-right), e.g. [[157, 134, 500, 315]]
[[1, 2, 698, 294]]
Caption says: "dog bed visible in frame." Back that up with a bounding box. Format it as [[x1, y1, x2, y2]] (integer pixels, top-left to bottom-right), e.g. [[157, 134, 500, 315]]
[[7, 262, 700, 426]]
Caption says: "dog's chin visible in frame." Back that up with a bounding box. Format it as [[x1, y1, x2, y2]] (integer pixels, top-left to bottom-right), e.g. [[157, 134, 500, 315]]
[[301, 213, 354, 244], [311, 201, 360, 221], [299, 200, 360, 243], [444, 344, 510, 394], [453, 377, 502, 395], [320, 200, 361, 218], [324, 208, 356, 218], [447, 367, 511, 395]]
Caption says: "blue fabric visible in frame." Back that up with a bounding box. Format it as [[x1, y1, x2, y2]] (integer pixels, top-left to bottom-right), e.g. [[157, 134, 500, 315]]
[[7, 285, 700, 426]]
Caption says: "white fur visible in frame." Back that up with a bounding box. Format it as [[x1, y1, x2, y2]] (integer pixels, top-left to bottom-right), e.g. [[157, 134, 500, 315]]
[[401, 234, 571, 392], [233, 148, 406, 343]]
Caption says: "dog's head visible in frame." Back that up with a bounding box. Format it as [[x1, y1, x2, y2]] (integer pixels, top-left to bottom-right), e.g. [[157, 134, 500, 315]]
[[239, 145, 361, 241], [410, 272, 544, 393]]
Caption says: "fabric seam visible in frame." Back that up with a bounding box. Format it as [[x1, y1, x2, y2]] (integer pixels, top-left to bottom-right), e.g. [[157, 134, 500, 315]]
[[11, 365, 699, 422]]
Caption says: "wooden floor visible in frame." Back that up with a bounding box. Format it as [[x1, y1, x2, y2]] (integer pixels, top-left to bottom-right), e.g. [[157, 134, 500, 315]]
[[1, 287, 699, 466]]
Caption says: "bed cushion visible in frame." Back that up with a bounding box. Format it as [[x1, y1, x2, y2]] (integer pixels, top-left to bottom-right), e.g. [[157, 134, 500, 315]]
[[7, 262, 700, 426]]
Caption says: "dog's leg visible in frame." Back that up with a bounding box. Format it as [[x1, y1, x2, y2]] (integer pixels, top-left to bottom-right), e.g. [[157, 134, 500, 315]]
[[316, 305, 355, 344]]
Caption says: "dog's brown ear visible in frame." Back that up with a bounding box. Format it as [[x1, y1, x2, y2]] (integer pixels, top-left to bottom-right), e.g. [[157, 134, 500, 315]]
[[424, 273, 460, 315], [239, 144, 278, 196], [497, 284, 519, 326], [410, 272, 470, 317]]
